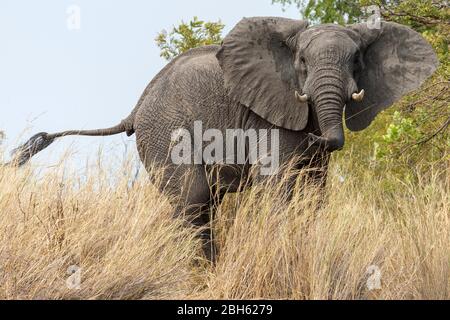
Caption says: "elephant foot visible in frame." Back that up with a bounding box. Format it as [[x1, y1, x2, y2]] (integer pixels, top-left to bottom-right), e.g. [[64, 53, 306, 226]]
[[199, 227, 218, 265]]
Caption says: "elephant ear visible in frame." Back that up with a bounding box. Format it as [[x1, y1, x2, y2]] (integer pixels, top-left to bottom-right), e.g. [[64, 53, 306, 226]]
[[217, 17, 309, 131], [346, 22, 439, 131]]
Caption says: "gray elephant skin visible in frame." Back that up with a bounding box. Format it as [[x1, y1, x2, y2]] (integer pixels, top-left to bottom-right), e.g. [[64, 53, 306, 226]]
[[13, 17, 438, 261]]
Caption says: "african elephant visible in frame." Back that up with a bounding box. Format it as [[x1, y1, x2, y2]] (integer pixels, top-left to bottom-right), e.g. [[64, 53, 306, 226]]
[[14, 17, 438, 261]]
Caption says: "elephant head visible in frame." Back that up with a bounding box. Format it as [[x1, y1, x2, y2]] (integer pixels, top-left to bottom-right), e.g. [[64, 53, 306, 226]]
[[217, 17, 438, 152]]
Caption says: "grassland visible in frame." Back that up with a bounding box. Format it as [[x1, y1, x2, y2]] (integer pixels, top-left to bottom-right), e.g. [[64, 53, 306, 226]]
[[0, 150, 448, 300]]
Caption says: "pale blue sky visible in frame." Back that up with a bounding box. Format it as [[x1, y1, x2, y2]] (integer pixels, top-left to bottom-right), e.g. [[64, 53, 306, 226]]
[[0, 0, 301, 168]]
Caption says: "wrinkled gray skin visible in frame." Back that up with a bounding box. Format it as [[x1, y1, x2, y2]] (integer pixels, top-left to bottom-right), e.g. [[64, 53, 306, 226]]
[[14, 18, 438, 261]]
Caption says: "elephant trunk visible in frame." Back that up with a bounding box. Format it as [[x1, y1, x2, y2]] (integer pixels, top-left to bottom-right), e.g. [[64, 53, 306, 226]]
[[308, 69, 345, 152]]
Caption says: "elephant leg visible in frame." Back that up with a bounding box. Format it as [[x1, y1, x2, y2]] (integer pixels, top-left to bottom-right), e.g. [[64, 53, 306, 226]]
[[271, 152, 330, 204], [304, 152, 330, 208], [168, 165, 221, 263], [307, 152, 330, 188], [189, 204, 218, 263]]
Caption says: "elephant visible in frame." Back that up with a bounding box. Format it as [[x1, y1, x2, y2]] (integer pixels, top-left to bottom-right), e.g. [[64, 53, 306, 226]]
[[12, 17, 438, 262]]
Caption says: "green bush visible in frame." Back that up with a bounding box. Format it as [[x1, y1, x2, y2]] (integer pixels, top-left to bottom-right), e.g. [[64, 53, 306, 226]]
[[156, 17, 224, 61]]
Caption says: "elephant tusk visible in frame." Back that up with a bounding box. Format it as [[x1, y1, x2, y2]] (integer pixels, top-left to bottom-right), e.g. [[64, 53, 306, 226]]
[[295, 91, 308, 103], [352, 89, 365, 102]]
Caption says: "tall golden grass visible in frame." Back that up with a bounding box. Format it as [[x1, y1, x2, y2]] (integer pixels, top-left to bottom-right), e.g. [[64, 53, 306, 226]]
[[0, 151, 448, 300]]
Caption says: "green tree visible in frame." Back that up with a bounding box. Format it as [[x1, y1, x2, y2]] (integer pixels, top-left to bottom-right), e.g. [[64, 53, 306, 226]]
[[156, 16, 224, 61], [273, 0, 363, 24]]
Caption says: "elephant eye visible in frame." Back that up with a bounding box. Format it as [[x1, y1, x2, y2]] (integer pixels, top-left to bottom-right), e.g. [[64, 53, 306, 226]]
[[299, 56, 307, 73], [354, 52, 360, 66], [353, 53, 361, 77]]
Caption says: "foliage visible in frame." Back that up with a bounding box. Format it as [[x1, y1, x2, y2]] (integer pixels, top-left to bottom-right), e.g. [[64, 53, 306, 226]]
[[272, 0, 364, 24], [156, 17, 224, 61]]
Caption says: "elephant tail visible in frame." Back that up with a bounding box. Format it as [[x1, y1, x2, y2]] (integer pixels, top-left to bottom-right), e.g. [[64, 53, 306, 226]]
[[9, 120, 132, 167]]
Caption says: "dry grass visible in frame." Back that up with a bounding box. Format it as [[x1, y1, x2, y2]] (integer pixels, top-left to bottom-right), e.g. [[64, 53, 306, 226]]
[[0, 153, 448, 300]]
